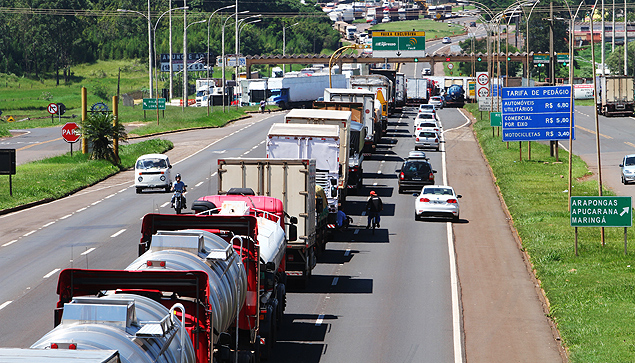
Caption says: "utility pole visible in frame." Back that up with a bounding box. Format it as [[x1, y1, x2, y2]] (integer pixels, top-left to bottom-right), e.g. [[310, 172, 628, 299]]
[[625, 0, 628, 75], [183, 0, 188, 110], [169, 0, 173, 100], [550, 1, 555, 86], [602, 0, 605, 75]]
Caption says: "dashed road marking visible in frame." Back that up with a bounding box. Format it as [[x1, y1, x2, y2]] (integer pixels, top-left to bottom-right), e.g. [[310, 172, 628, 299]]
[[76, 207, 87, 213], [161, 201, 170, 208], [81, 248, 96, 256], [42, 221, 55, 228], [315, 314, 324, 326], [344, 249, 351, 256], [195, 181, 204, 187], [43, 268, 60, 279], [110, 229, 126, 238], [23, 230, 36, 237], [0, 301, 12, 310], [2, 240, 17, 247], [60, 214, 72, 220], [332, 277, 339, 286]]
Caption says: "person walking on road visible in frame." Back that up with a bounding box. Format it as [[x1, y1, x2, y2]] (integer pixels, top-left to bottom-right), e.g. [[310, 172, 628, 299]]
[[366, 190, 383, 228]]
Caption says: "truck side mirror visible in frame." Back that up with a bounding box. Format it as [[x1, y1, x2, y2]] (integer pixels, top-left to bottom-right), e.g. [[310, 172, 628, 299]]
[[289, 216, 298, 224], [287, 224, 297, 242]]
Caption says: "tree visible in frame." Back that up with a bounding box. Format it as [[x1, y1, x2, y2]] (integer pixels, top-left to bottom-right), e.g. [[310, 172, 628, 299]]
[[80, 112, 127, 164]]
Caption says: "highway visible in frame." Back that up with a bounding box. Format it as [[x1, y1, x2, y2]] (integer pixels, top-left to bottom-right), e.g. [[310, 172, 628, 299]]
[[0, 108, 460, 361]]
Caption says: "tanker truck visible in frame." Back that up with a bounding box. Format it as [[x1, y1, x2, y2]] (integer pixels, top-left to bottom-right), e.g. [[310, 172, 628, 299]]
[[216, 158, 327, 283], [444, 84, 465, 107]]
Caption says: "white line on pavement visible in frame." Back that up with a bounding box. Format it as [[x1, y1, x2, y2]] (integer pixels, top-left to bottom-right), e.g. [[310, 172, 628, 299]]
[[23, 230, 36, 237], [331, 277, 339, 286], [59, 214, 73, 220], [43, 268, 60, 279], [2, 240, 17, 247], [315, 314, 324, 326], [81, 248, 96, 256], [161, 202, 170, 208], [76, 207, 87, 213], [42, 221, 55, 228], [0, 301, 12, 310], [344, 249, 351, 256], [110, 229, 126, 238], [195, 181, 204, 187]]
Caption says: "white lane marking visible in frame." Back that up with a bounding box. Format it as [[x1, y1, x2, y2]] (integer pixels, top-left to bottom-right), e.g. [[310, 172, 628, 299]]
[[354, 229, 359, 235], [381, 160, 385, 163], [2, 240, 17, 247], [104, 193, 116, 199], [195, 181, 204, 187], [373, 182, 378, 186], [315, 314, 324, 326], [110, 229, 126, 238], [332, 277, 339, 286], [0, 301, 12, 310], [42, 221, 56, 228], [377, 170, 382, 174], [119, 188, 128, 193], [76, 207, 87, 213], [23, 230, 36, 237], [344, 249, 351, 256], [91, 200, 102, 206], [211, 172, 217, 177], [161, 201, 170, 208], [43, 268, 61, 279], [81, 248, 96, 256], [212, 150, 227, 154], [59, 214, 72, 220]]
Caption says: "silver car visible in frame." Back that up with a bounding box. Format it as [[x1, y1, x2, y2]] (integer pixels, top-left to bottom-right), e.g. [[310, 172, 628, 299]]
[[415, 130, 440, 151], [620, 154, 635, 184]]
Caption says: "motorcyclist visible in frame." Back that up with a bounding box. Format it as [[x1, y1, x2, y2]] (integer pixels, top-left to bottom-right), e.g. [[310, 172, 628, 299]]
[[366, 190, 383, 228], [170, 173, 187, 209]]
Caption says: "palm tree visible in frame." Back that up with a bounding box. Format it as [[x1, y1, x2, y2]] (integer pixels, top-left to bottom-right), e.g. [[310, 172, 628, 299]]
[[80, 112, 127, 164]]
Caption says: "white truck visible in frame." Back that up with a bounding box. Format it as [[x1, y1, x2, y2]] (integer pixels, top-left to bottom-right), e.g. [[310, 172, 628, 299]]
[[267, 73, 348, 109], [350, 75, 392, 133], [323, 88, 380, 152], [596, 76, 635, 116], [406, 78, 429, 103], [267, 123, 342, 217], [217, 158, 328, 283], [195, 78, 222, 107], [284, 109, 352, 200], [346, 25, 357, 40]]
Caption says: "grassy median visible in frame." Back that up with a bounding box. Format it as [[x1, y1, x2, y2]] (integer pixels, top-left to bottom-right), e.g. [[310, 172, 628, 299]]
[[0, 139, 173, 211], [466, 103, 635, 362]]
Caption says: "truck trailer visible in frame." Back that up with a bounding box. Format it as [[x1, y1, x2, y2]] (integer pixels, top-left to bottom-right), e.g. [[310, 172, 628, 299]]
[[267, 73, 348, 109], [216, 158, 327, 283], [323, 88, 381, 150], [596, 76, 635, 116]]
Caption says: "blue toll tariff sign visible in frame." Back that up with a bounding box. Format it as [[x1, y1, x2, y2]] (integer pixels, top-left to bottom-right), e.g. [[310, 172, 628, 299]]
[[501, 86, 575, 142]]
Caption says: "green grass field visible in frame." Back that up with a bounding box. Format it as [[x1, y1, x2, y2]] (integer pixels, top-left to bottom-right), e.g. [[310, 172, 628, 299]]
[[370, 19, 464, 40], [466, 103, 635, 362]]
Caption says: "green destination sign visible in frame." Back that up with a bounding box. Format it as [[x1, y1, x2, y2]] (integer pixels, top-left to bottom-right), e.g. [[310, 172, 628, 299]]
[[143, 98, 166, 110], [556, 53, 570, 63], [570, 196, 632, 227], [372, 31, 426, 58], [490, 112, 502, 127], [533, 54, 549, 64]]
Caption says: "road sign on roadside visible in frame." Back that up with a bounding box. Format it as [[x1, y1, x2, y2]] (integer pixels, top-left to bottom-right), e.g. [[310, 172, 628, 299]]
[[48, 103, 58, 115], [62, 122, 80, 143], [570, 196, 632, 227], [501, 86, 574, 142], [143, 98, 166, 110], [490, 112, 502, 127], [7, 116, 15, 122]]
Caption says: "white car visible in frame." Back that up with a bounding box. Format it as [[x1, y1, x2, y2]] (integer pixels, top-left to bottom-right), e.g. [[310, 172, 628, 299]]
[[429, 96, 445, 109], [620, 154, 635, 184], [414, 185, 462, 220], [418, 104, 436, 114], [442, 37, 452, 44], [415, 130, 440, 151], [134, 154, 172, 193]]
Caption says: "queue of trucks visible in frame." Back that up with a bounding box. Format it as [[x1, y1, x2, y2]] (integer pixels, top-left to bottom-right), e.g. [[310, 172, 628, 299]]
[[1, 66, 406, 363]]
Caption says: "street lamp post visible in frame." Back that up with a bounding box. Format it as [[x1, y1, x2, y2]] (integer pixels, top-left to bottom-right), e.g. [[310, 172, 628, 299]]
[[206, 5, 236, 116], [283, 22, 299, 74], [221, 10, 249, 112], [118, 6, 188, 124], [239, 19, 261, 55], [520, 0, 541, 80], [181, 18, 207, 110], [234, 14, 262, 109]]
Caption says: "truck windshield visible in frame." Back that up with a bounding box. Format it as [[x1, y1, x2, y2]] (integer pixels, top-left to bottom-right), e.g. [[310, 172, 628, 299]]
[[270, 90, 282, 97]]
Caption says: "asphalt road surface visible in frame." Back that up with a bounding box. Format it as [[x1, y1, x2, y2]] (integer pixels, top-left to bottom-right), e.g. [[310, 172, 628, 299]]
[[0, 105, 578, 362]]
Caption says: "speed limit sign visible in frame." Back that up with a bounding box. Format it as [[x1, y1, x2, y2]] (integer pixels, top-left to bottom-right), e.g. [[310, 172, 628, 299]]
[[447, 63, 454, 70], [477, 72, 489, 86], [478, 87, 490, 98]]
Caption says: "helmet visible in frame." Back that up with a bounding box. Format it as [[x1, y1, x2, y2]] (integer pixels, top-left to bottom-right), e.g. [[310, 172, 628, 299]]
[[370, 190, 376, 196], [175, 173, 181, 180]]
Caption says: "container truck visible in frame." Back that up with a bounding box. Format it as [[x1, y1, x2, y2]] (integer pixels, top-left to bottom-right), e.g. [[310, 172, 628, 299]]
[[346, 25, 357, 40], [406, 78, 429, 104], [267, 123, 342, 226], [284, 109, 353, 200], [267, 73, 348, 109], [368, 69, 398, 112], [351, 74, 392, 132], [323, 88, 381, 150], [596, 76, 635, 116], [395, 72, 407, 110], [215, 158, 327, 282], [308, 103, 367, 193]]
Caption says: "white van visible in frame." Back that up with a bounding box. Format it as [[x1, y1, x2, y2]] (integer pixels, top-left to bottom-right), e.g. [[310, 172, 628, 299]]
[[134, 154, 172, 193]]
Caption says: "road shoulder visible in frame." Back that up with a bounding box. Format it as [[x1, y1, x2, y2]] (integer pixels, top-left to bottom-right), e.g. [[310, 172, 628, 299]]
[[446, 110, 566, 362]]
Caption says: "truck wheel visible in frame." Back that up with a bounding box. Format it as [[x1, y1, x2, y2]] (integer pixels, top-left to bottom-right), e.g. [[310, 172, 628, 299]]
[[278, 102, 286, 110], [136, 187, 142, 194]]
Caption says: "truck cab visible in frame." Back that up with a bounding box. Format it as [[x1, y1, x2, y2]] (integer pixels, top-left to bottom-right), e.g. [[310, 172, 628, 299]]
[[267, 88, 289, 109]]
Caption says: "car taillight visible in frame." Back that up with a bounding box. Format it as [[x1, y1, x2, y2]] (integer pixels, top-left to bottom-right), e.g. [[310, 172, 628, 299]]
[[435, 138, 439, 142], [429, 172, 434, 180], [350, 166, 358, 172], [420, 198, 430, 202], [447, 199, 458, 204], [399, 172, 404, 180], [416, 137, 419, 141]]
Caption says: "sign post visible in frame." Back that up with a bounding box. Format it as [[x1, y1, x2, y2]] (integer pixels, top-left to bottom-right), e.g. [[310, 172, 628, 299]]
[[62, 122, 80, 156], [570, 196, 632, 255]]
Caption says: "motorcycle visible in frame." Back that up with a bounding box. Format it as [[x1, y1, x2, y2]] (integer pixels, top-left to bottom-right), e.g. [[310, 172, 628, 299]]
[[171, 189, 187, 214]]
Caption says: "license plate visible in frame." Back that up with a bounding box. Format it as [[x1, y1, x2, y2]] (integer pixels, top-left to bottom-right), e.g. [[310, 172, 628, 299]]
[[432, 200, 443, 204], [412, 178, 422, 181]]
